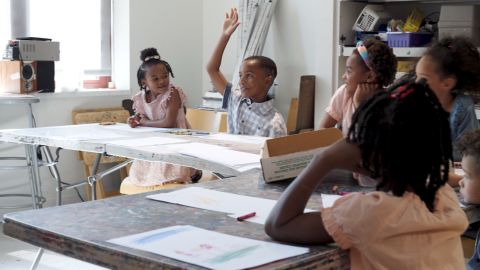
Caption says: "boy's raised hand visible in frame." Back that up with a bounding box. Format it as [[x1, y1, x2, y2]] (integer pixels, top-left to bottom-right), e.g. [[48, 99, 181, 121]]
[[223, 8, 240, 37]]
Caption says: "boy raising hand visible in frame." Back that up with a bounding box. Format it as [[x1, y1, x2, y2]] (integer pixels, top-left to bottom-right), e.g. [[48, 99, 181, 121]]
[[206, 8, 287, 138]]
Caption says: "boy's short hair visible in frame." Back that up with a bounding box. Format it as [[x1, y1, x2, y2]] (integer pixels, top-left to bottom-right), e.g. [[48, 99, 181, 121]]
[[457, 129, 480, 172], [243, 55, 277, 80]]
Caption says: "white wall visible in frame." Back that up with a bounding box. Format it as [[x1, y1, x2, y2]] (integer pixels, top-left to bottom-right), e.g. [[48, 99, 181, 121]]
[[128, 0, 204, 108], [265, 0, 335, 126], [202, 0, 237, 94]]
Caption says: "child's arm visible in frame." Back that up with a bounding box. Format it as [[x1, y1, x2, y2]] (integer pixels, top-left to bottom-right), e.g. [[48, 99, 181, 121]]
[[318, 114, 338, 129], [265, 139, 362, 244], [206, 8, 240, 96], [139, 87, 182, 128]]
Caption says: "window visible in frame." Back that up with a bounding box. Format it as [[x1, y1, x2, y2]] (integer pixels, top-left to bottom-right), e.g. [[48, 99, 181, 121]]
[[1, 0, 111, 92]]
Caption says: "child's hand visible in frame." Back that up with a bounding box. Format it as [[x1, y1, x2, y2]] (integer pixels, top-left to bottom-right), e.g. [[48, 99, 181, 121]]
[[138, 114, 150, 126], [127, 113, 141, 128], [353, 83, 380, 108], [223, 8, 240, 37]]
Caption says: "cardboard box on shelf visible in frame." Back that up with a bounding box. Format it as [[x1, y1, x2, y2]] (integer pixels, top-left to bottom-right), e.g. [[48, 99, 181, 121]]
[[260, 128, 343, 183]]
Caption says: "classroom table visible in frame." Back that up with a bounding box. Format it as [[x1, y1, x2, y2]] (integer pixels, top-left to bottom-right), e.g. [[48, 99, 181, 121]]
[[4, 169, 480, 269], [0, 123, 265, 176], [0, 123, 266, 200], [3, 171, 351, 270]]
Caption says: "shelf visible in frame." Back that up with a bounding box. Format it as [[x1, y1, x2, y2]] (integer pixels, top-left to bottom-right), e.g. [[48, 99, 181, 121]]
[[340, 46, 427, 57]]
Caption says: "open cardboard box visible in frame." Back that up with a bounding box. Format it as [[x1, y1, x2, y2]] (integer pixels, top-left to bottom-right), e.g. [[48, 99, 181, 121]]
[[260, 128, 343, 183]]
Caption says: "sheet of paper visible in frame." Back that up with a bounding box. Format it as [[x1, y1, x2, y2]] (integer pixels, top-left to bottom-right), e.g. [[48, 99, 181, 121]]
[[7, 124, 129, 141], [102, 123, 171, 133], [321, 194, 342, 208], [147, 187, 314, 225], [162, 142, 260, 168], [108, 225, 308, 270], [205, 133, 267, 146], [107, 136, 187, 147]]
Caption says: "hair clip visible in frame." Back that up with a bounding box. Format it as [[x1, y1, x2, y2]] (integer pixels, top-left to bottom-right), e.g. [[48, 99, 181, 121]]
[[144, 55, 161, 62], [356, 41, 371, 70], [390, 85, 414, 99]]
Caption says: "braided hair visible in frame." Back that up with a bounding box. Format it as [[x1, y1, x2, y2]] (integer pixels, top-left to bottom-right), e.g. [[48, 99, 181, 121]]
[[137, 47, 175, 90], [347, 79, 452, 212]]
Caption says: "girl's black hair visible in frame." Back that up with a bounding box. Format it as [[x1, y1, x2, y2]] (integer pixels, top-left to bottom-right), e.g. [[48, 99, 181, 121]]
[[423, 37, 480, 93], [353, 38, 397, 87], [137, 47, 175, 90], [347, 79, 452, 212]]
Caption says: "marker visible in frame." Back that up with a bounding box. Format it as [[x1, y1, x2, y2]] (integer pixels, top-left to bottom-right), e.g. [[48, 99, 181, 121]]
[[192, 131, 210, 136], [236, 212, 256, 221]]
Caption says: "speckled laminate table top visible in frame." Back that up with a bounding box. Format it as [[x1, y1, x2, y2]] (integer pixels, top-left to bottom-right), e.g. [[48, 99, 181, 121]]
[[3, 170, 353, 270]]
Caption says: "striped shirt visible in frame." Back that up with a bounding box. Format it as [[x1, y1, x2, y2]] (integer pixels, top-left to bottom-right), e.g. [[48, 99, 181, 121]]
[[224, 83, 287, 138]]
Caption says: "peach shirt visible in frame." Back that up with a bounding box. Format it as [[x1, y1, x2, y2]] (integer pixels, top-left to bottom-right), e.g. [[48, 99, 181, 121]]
[[325, 84, 355, 136], [321, 184, 468, 270]]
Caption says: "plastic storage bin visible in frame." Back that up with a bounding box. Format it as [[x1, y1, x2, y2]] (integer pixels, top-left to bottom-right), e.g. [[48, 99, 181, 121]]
[[387, 32, 433, 47]]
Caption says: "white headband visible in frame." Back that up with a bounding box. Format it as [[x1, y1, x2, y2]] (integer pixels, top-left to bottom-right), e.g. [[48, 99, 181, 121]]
[[144, 55, 161, 62]]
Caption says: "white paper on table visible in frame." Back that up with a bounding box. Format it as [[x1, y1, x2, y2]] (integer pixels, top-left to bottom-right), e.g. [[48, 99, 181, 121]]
[[147, 187, 314, 225], [108, 225, 308, 270], [321, 194, 342, 208], [107, 136, 187, 147], [162, 142, 260, 168], [101, 123, 171, 133], [8, 124, 129, 141], [205, 133, 267, 146]]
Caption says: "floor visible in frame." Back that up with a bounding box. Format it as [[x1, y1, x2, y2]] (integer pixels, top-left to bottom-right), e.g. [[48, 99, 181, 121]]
[[0, 224, 107, 270]]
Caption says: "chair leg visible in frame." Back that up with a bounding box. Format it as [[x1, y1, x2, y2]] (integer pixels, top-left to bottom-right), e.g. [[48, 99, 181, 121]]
[[82, 164, 92, 201]]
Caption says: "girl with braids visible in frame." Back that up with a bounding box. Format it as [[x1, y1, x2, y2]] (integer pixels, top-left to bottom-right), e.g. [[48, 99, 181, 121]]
[[266, 81, 468, 270], [415, 37, 480, 161], [319, 38, 397, 136], [121, 47, 201, 194]]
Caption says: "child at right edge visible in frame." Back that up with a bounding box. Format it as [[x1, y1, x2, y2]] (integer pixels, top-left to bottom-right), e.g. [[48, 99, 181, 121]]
[[455, 129, 480, 270], [206, 8, 287, 138]]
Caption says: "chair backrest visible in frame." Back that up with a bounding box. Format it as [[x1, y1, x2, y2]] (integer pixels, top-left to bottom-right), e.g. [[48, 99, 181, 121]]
[[186, 108, 227, 132], [72, 107, 130, 165]]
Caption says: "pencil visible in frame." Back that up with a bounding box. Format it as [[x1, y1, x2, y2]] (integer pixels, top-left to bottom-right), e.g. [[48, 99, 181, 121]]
[[236, 212, 256, 221]]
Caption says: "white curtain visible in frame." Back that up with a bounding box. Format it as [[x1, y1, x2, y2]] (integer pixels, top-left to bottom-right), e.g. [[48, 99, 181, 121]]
[[231, 0, 277, 95]]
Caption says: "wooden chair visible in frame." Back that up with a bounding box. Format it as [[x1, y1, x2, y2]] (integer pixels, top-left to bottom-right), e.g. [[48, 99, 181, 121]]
[[185, 107, 228, 182], [72, 107, 130, 200], [186, 108, 227, 132]]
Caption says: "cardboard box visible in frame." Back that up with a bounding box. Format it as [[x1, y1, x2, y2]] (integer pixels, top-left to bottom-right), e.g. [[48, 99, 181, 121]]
[[260, 128, 343, 183]]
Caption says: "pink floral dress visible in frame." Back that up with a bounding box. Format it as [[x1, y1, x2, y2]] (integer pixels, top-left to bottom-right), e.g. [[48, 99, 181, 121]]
[[122, 85, 196, 186]]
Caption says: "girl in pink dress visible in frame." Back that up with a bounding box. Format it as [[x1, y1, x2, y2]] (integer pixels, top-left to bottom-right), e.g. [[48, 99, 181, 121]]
[[120, 48, 201, 194]]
